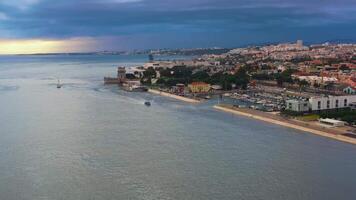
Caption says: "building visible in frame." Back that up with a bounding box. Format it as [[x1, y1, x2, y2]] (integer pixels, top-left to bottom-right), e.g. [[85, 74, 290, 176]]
[[286, 95, 356, 112], [286, 99, 310, 112], [309, 95, 356, 111], [171, 83, 185, 95], [188, 82, 211, 93], [349, 102, 356, 110], [319, 118, 346, 127], [104, 66, 127, 84], [344, 86, 356, 95], [293, 75, 338, 85], [296, 40, 303, 48], [117, 67, 127, 83]]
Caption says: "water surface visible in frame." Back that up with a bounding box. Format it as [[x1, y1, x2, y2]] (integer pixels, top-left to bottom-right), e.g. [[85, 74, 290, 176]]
[[0, 55, 356, 200]]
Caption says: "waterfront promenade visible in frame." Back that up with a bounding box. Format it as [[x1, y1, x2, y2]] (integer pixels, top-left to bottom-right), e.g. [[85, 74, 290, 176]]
[[214, 104, 356, 145], [148, 89, 200, 103]]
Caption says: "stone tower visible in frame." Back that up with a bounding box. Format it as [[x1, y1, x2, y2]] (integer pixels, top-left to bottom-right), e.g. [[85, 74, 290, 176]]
[[117, 67, 126, 83]]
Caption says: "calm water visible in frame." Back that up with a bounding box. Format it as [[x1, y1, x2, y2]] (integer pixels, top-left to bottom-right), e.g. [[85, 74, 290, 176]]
[[0, 55, 356, 200]]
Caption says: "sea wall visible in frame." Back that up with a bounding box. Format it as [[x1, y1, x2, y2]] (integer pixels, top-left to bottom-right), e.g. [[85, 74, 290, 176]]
[[148, 89, 200, 103]]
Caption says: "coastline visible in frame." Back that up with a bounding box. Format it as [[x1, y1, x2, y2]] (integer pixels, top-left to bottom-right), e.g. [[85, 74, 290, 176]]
[[214, 104, 356, 145], [148, 89, 200, 103]]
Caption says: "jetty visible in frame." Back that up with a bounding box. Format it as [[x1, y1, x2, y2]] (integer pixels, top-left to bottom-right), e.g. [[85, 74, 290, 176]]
[[148, 89, 200, 103]]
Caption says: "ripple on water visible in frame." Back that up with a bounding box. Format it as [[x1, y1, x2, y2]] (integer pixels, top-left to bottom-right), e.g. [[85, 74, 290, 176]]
[[0, 85, 19, 91]]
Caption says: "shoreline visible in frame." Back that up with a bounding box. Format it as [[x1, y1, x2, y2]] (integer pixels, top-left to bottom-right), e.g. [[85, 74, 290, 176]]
[[148, 89, 200, 103], [214, 104, 356, 145]]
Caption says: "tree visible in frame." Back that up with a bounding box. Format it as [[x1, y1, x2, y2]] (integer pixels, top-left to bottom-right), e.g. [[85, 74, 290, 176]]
[[276, 69, 296, 86], [191, 71, 210, 82], [209, 72, 224, 85], [170, 66, 192, 78], [252, 73, 273, 80], [341, 115, 356, 125], [234, 67, 250, 89], [143, 67, 156, 79], [298, 79, 309, 91]]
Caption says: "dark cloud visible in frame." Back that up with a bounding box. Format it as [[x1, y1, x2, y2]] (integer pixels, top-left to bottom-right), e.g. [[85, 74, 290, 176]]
[[0, 0, 355, 49]]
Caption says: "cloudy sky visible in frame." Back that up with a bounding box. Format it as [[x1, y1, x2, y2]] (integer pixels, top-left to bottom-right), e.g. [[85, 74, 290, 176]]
[[0, 0, 355, 53]]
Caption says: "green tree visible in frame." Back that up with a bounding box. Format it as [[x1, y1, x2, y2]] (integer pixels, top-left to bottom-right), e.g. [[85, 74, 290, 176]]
[[234, 67, 250, 89], [276, 69, 296, 86], [191, 71, 210, 82], [143, 67, 156, 78]]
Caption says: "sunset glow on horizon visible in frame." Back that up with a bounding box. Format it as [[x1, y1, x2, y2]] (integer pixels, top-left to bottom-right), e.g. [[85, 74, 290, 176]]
[[0, 38, 98, 55]]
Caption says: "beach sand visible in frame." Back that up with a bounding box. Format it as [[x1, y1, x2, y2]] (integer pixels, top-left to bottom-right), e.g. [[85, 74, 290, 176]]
[[214, 104, 356, 145]]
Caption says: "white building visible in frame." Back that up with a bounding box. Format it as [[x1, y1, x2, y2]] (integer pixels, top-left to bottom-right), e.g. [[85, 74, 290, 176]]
[[293, 75, 338, 85], [319, 118, 346, 127], [296, 40, 303, 48], [309, 95, 356, 111], [286, 100, 310, 112], [143, 61, 175, 69], [286, 95, 356, 112]]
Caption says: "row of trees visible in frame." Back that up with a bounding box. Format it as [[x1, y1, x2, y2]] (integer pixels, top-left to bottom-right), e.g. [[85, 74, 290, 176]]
[[141, 66, 250, 90], [319, 108, 356, 125], [251, 69, 300, 86]]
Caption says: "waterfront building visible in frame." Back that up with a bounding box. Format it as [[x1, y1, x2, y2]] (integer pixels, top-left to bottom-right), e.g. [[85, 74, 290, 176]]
[[188, 82, 211, 93], [117, 67, 127, 83], [286, 99, 310, 112], [104, 66, 127, 84], [308, 95, 356, 111], [171, 83, 185, 95], [286, 95, 356, 112]]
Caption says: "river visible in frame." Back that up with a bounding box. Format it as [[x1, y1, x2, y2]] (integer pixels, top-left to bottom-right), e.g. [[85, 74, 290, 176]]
[[0, 54, 355, 200]]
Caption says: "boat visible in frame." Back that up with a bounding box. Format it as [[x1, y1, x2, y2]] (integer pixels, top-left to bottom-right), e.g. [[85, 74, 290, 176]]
[[223, 93, 231, 97], [144, 101, 151, 106], [204, 95, 211, 99], [57, 79, 62, 89]]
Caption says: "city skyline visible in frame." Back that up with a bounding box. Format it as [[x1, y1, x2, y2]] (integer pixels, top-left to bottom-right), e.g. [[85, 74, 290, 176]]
[[0, 0, 356, 54]]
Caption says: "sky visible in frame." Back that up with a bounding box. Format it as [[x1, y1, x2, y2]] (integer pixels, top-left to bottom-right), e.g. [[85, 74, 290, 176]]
[[0, 0, 355, 54]]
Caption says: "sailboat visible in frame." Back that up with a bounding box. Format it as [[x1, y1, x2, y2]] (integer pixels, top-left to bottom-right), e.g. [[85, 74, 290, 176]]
[[57, 79, 62, 89]]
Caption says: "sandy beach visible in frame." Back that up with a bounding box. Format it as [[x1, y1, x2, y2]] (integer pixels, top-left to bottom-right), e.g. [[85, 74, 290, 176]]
[[214, 104, 356, 145], [148, 89, 200, 103]]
